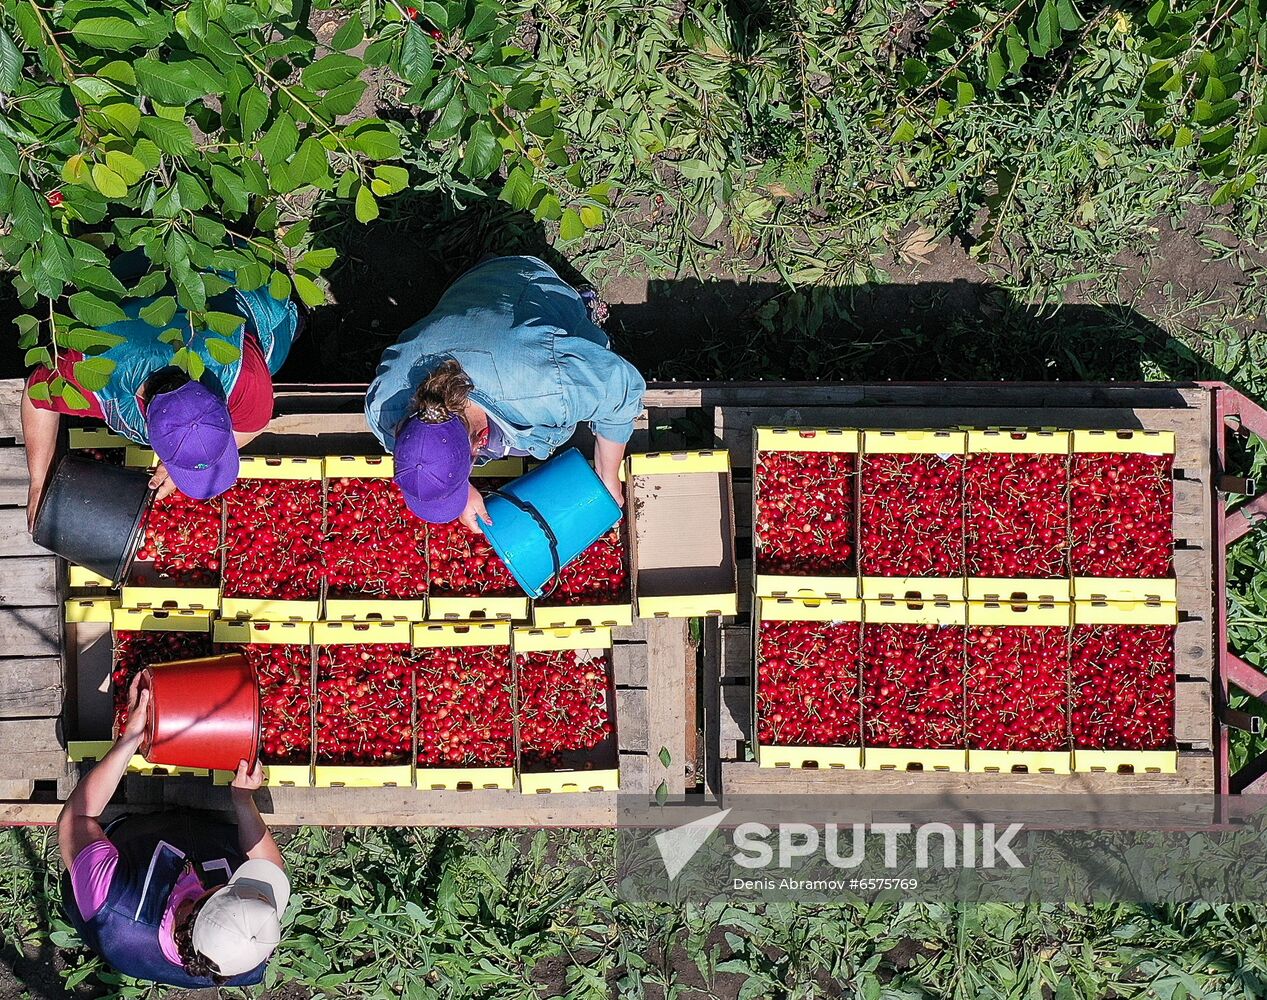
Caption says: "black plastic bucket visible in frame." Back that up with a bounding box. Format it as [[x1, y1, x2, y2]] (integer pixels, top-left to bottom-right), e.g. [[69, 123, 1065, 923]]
[[32, 454, 154, 585]]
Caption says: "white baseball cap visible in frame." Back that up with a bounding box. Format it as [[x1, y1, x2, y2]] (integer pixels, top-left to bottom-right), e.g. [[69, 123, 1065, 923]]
[[191, 859, 291, 977]]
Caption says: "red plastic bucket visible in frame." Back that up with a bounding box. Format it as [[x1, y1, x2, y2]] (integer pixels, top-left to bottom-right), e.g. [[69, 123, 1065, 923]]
[[139, 653, 260, 772]]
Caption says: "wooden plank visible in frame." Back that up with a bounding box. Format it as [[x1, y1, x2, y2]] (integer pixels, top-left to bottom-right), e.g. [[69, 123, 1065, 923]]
[[716, 406, 1210, 472], [722, 752, 1216, 796], [719, 682, 750, 762], [685, 630, 699, 791], [0, 557, 59, 607], [612, 642, 648, 687], [702, 620, 722, 797], [0, 607, 60, 656], [645, 618, 687, 797], [615, 687, 648, 752], [642, 383, 1209, 412], [720, 625, 752, 679], [0, 449, 28, 506], [0, 718, 66, 779], [0, 779, 34, 801], [0, 509, 46, 557], [618, 751, 648, 791], [1172, 478, 1208, 538], [0, 657, 62, 718], [0, 380, 23, 444], [1176, 679, 1213, 748]]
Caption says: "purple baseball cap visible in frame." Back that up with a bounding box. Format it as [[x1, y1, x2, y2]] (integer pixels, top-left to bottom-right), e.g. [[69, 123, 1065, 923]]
[[147, 380, 239, 499], [394, 414, 472, 523]]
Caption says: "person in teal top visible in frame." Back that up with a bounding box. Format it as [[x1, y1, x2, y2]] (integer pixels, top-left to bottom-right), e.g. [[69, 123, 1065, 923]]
[[364, 256, 646, 532]]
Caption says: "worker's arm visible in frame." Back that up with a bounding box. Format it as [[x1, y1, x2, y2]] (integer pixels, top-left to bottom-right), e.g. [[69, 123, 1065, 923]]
[[57, 679, 149, 869], [228, 759, 286, 871], [148, 430, 262, 502], [21, 391, 61, 532], [593, 434, 627, 507]]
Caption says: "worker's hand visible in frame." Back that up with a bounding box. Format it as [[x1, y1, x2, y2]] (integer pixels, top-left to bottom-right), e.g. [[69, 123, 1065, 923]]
[[230, 758, 265, 792], [458, 484, 491, 535], [149, 462, 179, 502], [120, 675, 150, 745], [600, 469, 624, 508]]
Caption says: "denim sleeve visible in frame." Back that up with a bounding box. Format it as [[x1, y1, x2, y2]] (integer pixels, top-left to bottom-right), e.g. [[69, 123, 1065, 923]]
[[557, 338, 646, 444]]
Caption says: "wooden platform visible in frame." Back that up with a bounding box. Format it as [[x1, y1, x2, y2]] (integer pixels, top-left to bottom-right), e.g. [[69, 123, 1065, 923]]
[[0, 380, 1228, 825]]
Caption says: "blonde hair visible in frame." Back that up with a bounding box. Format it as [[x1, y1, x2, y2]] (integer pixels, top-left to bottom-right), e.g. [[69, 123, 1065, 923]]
[[412, 359, 473, 424]]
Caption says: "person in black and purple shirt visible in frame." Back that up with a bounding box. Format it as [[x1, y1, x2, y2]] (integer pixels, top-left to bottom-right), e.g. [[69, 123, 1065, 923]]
[[57, 679, 290, 987]]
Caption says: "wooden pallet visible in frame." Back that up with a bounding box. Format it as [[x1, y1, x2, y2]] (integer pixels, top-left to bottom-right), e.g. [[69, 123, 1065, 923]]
[[694, 381, 1219, 799]]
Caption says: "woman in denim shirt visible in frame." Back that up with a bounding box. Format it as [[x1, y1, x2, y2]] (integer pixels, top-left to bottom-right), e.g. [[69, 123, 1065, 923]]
[[364, 256, 646, 531]]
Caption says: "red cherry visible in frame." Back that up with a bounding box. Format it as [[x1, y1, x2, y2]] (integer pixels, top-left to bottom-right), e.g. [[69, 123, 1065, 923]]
[[46, 191, 64, 208]]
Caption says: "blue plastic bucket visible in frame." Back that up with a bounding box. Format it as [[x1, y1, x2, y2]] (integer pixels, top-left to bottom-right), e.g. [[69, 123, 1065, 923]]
[[479, 448, 621, 598]]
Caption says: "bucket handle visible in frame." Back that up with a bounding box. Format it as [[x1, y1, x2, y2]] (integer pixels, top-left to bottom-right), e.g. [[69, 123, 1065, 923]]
[[487, 489, 562, 599]]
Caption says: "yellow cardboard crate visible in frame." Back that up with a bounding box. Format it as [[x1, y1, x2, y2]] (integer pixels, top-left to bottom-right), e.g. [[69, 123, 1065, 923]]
[[530, 601, 634, 629], [213, 764, 312, 787], [416, 766, 516, 791], [520, 769, 620, 793], [756, 573, 859, 600], [967, 749, 1072, 774], [325, 455, 394, 478], [69, 427, 129, 449], [238, 455, 325, 480], [862, 429, 967, 455], [427, 595, 529, 622], [125, 755, 208, 777], [966, 578, 1073, 604], [413, 620, 512, 647], [65, 597, 119, 622], [758, 596, 863, 623], [967, 601, 1072, 627], [221, 597, 321, 621], [68, 565, 115, 590], [864, 747, 967, 772], [755, 427, 860, 453], [1071, 749, 1178, 774], [314, 764, 413, 787], [324, 597, 427, 622], [1072, 600, 1179, 626], [862, 577, 964, 603], [121, 584, 220, 611], [214, 619, 313, 645], [512, 625, 612, 652], [313, 619, 414, 645], [67, 739, 115, 764], [123, 446, 157, 468], [637, 593, 738, 618], [1072, 577, 1177, 604], [863, 599, 966, 625], [1070, 429, 1175, 455], [758, 745, 863, 770], [966, 429, 1071, 454], [473, 456, 525, 478], [112, 607, 213, 633], [627, 449, 731, 475]]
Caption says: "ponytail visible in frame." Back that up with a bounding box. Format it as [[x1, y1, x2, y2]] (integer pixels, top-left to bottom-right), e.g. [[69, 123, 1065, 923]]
[[412, 359, 473, 424]]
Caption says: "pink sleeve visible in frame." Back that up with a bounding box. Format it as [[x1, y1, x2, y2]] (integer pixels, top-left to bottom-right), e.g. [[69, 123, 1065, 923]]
[[69, 839, 120, 920]]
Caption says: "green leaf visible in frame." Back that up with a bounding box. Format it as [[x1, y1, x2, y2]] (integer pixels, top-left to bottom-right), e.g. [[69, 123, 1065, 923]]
[[61, 382, 92, 411], [654, 780, 668, 806], [292, 273, 325, 307], [11, 184, 44, 241], [399, 25, 435, 84], [73, 357, 117, 392], [26, 381, 51, 403], [956, 78, 975, 108], [287, 137, 331, 188], [69, 291, 127, 327], [268, 271, 292, 300], [302, 53, 362, 91], [90, 162, 129, 197], [346, 121, 401, 160], [420, 75, 457, 113], [157, 327, 185, 346], [14, 314, 39, 343], [501, 165, 534, 210], [70, 17, 150, 51], [0, 136, 20, 175], [138, 116, 196, 155], [422, 2, 448, 31], [658, 746, 672, 767], [258, 113, 298, 168], [321, 79, 367, 117], [889, 117, 917, 144], [55, 326, 126, 351], [559, 208, 585, 241], [138, 295, 178, 328], [331, 15, 365, 50], [1004, 26, 1029, 73], [204, 337, 242, 363], [298, 248, 337, 272], [238, 88, 269, 137], [135, 56, 223, 106], [354, 183, 379, 223], [0, 27, 21, 94], [372, 164, 409, 194], [24, 347, 50, 368], [1037, 0, 1062, 50], [211, 164, 249, 214], [986, 47, 1007, 90], [204, 311, 244, 336], [104, 150, 146, 185], [459, 121, 502, 179]]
